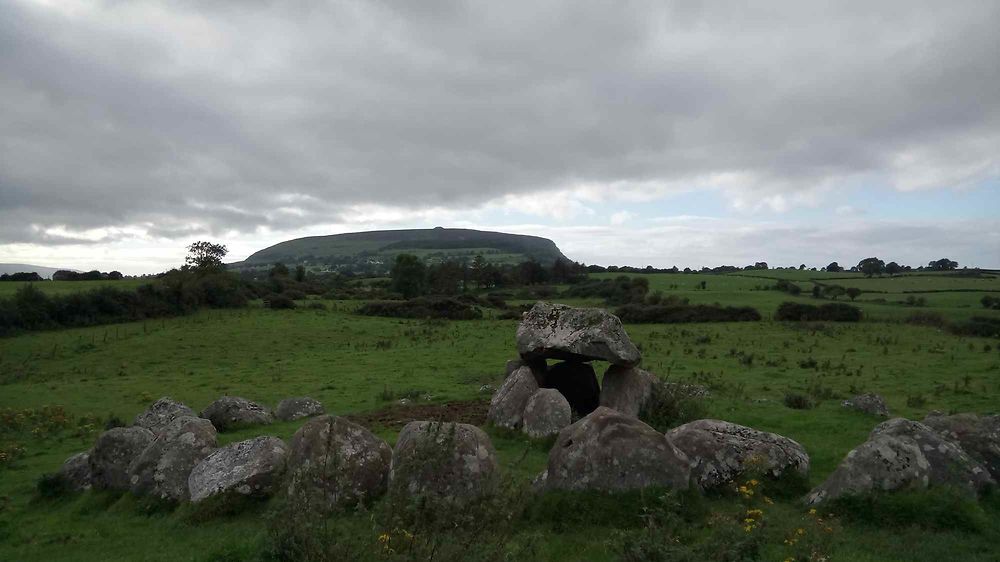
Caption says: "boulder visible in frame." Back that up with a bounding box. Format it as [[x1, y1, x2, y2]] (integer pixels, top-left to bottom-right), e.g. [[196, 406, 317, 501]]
[[133, 397, 197, 433], [201, 396, 274, 431], [545, 361, 601, 417], [923, 413, 1000, 480], [516, 302, 641, 367], [522, 389, 572, 439], [842, 393, 890, 417], [806, 435, 930, 505], [390, 421, 499, 503], [275, 397, 325, 422], [600, 365, 658, 418], [128, 416, 218, 501], [543, 407, 690, 492], [666, 419, 810, 490], [89, 426, 155, 491], [59, 452, 93, 491], [487, 366, 538, 429], [504, 357, 547, 386], [188, 436, 289, 502], [286, 415, 392, 509], [871, 418, 994, 495]]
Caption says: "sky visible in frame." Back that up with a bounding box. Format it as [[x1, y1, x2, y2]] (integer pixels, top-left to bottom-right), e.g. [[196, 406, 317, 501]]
[[1, 0, 998, 274]]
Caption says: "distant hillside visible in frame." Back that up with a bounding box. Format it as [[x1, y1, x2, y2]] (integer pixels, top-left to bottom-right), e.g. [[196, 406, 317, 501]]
[[0, 264, 77, 280], [231, 227, 570, 273]]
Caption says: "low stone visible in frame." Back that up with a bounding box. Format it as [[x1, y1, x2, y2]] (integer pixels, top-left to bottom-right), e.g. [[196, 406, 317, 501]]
[[522, 389, 572, 439], [389, 421, 499, 503], [806, 435, 930, 505], [275, 397, 325, 422], [133, 397, 197, 434], [842, 393, 890, 417], [599, 365, 658, 418], [286, 415, 392, 509], [666, 419, 810, 490], [543, 407, 690, 492], [923, 413, 1000, 480], [545, 361, 600, 417], [188, 436, 289, 502], [201, 396, 274, 431], [59, 452, 92, 491], [128, 416, 218, 501], [487, 366, 538, 429], [516, 302, 641, 366], [90, 426, 155, 491]]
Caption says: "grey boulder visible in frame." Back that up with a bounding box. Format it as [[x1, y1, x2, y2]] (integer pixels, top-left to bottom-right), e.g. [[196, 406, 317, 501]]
[[59, 452, 93, 491], [543, 406, 690, 492], [133, 397, 197, 433], [522, 389, 572, 439], [806, 435, 930, 505], [286, 415, 392, 509], [600, 365, 658, 418], [516, 302, 641, 367], [666, 419, 810, 490], [276, 397, 325, 422], [504, 357, 547, 386], [128, 416, 218, 501], [89, 426, 155, 491], [487, 366, 538, 430], [188, 436, 289, 502], [390, 421, 499, 503], [201, 396, 274, 431], [923, 413, 1000, 480], [842, 393, 890, 417]]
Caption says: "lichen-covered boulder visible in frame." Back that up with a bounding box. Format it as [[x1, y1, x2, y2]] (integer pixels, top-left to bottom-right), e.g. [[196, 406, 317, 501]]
[[504, 357, 547, 386], [923, 413, 1000, 480], [516, 302, 641, 367], [89, 426, 155, 491], [666, 419, 810, 490], [275, 397, 325, 422], [522, 389, 572, 439], [286, 416, 392, 509], [59, 452, 93, 491], [871, 418, 994, 495], [133, 397, 197, 433], [545, 361, 600, 416], [128, 416, 218, 501], [201, 397, 274, 431], [806, 435, 930, 505], [600, 365, 658, 418], [188, 436, 288, 502], [487, 366, 538, 429], [389, 421, 499, 503], [543, 407, 690, 492], [842, 393, 890, 417]]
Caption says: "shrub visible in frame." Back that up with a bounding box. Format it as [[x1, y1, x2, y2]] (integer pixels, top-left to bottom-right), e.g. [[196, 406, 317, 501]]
[[904, 311, 947, 328], [562, 276, 649, 305], [34, 473, 73, 500], [615, 304, 761, 324], [775, 302, 862, 322], [949, 316, 1000, 338], [266, 294, 296, 309], [639, 382, 709, 432], [357, 297, 482, 320], [783, 392, 814, 410], [282, 289, 307, 300]]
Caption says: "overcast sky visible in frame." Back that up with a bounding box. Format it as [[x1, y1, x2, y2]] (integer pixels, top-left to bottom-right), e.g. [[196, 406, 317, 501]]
[[2, 0, 998, 274]]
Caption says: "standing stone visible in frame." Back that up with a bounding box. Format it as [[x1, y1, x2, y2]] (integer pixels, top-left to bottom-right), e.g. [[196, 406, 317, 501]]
[[128, 416, 218, 501], [487, 366, 538, 429], [275, 397, 326, 422], [201, 397, 274, 431], [59, 452, 93, 492], [133, 397, 197, 434], [505, 357, 547, 386], [543, 407, 690, 492], [188, 436, 289, 502], [806, 435, 930, 505], [286, 416, 392, 509], [90, 426, 155, 491], [600, 365, 659, 418], [923, 413, 1000, 480], [842, 394, 890, 417], [516, 302, 641, 366], [522, 389, 572, 439], [389, 421, 499, 503], [545, 361, 600, 416]]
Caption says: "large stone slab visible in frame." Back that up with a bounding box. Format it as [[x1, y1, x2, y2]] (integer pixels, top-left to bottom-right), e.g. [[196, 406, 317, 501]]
[[128, 416, 218, 501], [516, 302, 641, 366], [188, 436, 288, 502], [389, 421, 499, 503]]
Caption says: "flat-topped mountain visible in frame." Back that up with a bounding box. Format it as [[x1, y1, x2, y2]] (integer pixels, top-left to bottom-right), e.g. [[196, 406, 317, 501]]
[[231, 227, 569, 273]]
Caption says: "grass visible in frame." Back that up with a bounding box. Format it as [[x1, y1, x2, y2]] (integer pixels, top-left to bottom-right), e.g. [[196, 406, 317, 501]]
[[0, 279, 149, 298], [1, 272, 999, 560]]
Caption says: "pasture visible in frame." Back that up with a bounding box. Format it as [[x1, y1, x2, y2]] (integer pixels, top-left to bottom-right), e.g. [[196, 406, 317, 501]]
[[1, 271, 999, 561]]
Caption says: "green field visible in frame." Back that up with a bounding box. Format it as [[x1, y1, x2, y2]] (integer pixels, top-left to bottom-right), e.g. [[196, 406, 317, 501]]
[[0, 279, 149, 298], [1, 273, 999, 561]]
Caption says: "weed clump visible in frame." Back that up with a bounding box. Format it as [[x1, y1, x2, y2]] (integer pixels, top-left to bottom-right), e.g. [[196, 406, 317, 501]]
[[357, 297, 482, 320], [783, 392, 814, 410]]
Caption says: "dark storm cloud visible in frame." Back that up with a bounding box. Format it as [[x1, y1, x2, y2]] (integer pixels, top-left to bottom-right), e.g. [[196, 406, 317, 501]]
[[1, 0, 998, 243]]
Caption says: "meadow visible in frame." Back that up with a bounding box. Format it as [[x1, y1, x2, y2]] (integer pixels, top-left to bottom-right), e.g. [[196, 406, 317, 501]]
[[1, 271, 999, 561]]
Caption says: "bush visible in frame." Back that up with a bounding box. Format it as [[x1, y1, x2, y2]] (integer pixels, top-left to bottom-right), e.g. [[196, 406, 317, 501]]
[[357, 297, 482, 320], [282, 289, 307, 300], [266, 294, 296, 309], [949, 316, 1000, 338], [775, 302, 862, 322], [615, 304, 761, 324], [35, 473, 73, 500], [562, 276, 649, 305], [783, 392, 814, 410], [639, 382, 709, 432], [904, 311, 947, 328]]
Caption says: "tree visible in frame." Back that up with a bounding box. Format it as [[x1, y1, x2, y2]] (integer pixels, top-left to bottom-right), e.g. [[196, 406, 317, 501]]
[[754, 262, 768, 270], [846, 287, 862, 301], [390, 254, 426, 299], [857, 257, 885, 277], [823, 285, 846, 300], [471, 254, 487, 288], [928, 258, 958, 271], [812, 285, 822, 298], [885, 262, 902, 276], [799, 264, 806, 270], [294, 265, 306, 282], [185, 241, 228, 271], [825, 262, 843, 273], [269, 263, 289, 278]]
